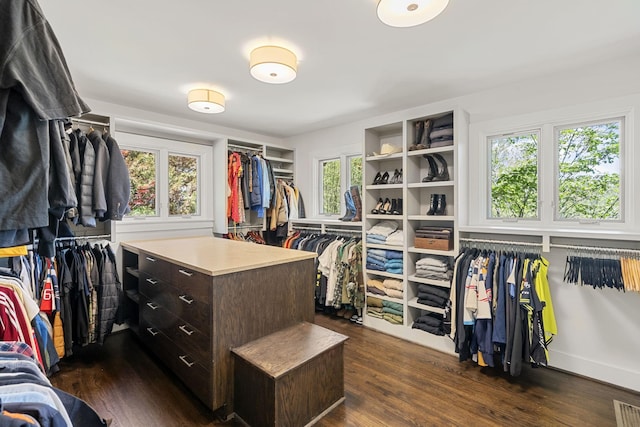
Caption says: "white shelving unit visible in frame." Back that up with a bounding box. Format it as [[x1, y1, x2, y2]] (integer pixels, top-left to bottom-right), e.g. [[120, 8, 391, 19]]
[[361, 107, 469, 355]]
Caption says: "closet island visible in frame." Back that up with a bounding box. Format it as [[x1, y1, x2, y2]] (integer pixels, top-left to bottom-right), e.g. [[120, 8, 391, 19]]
[[120, 236, 317, 417]]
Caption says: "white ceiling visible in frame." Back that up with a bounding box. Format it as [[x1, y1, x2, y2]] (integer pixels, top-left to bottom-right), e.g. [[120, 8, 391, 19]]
[[39, 0, 640, 138]]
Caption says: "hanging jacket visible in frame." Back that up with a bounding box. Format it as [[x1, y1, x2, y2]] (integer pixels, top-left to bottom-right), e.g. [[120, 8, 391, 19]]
[[94, 244, 123, 345], [103, 133, 131, 220], [87, 130, 110, 219], [74, 130, 96, 227]]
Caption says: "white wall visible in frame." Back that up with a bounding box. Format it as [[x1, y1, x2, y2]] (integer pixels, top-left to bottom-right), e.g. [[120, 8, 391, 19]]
[[286, 54, 640, 391]]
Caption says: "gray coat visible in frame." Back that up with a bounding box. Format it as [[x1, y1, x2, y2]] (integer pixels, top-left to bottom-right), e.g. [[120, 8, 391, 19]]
[[103, 133, 131, 220], [74, 129, 96, 227]]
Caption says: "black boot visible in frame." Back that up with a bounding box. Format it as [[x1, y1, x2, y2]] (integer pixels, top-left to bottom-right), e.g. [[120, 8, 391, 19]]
[[426, 194, 437, 215], [435, 194, 447, 215], [431, 153, 450, 181], [393, 198, 402, 215], [422, 155, 438, 182], [387, 198, 397, 215]]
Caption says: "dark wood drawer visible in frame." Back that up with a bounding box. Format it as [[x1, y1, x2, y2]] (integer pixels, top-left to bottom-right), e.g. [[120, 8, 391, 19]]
[[139, 272, 171, 299], [140, 296, 210, 366], [139, 251, 171, 280], [139, 318, 212, 404], [140, 274, 210, 334], [170, 264, 210, 301], [164, 320, 211, 367]]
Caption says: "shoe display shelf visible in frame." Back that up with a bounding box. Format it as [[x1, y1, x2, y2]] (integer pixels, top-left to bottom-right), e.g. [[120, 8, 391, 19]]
[[361, 108, 468, 356]]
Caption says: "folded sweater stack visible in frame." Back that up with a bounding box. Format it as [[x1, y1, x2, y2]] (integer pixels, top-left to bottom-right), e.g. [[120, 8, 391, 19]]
[[383, 278, 403, 299], [382, 300, 403, 324], [415, 256, 452, 281], [429, 113, 454, 148], [366, 220, 402, 246], [366, 296, 384, 318], [412, 311, 449, 336], [417, 283, 450, 308]]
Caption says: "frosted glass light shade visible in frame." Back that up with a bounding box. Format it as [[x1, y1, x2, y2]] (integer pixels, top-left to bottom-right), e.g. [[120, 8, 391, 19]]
[[187, 89, 225, 113], [377, 0, 449, 27], [250, 45, 297, 84]]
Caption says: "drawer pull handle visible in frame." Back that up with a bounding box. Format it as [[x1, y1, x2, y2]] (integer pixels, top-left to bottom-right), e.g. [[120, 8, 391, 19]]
[[146, 327, 159, 336], [178, 269, 193, 277], [179, 325, 194, 336], [146, 278, 158, 285], [145, 256, 157, 262], [179, 295, 194, 304], [146, 302, 159, 310], [179, 355, 194, 368]]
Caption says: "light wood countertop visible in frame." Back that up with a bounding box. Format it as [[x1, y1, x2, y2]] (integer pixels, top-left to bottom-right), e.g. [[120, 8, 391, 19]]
[[121, 236, 316, 276]]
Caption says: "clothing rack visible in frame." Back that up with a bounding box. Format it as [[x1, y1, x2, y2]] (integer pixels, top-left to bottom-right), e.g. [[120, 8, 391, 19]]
[[71, 118, 110, 128], [55, 234, 112, 242], [459, 237, 542, 247], [228, 224, 264, 231], [324, 227, 362, 235], [550, 243, 640, 256], [228, 143, 262, 154]]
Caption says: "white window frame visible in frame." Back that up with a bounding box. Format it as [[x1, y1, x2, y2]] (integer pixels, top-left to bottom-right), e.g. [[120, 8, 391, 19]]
[[467, 97, 635, 234], [168, 152, 201, 217], [118, 132, 213, 223], [553, 116, 625, 224], [318, 157, 342, 217], [347, 154, 363, 190], [487, 129, 541, 221], [314, 152, 363, 218]]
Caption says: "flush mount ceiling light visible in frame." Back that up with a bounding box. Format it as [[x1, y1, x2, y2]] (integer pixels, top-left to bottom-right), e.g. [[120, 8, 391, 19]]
[[187, 89, 225, 113], [249, 45, 297, 84], [377, 0, 449, 27]]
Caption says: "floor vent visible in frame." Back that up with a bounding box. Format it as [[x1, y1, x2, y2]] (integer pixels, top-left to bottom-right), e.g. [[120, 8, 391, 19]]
[[614, 400, 640, 427]]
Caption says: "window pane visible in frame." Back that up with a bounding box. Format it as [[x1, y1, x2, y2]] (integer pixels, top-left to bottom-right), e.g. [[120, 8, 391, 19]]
[[349, 156, 362, 189], [121, 149, 157, 216], [489, 132, 538, 219], [556, 119, 621, 221], [321, 159, 341, 215], [169, 154, 199, 216]]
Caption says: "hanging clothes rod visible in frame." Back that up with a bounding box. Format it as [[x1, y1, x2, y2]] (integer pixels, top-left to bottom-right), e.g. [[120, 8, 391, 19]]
[[550, 243, 640, 255], [54, 234, 112, 242], [324, 227, 362, 234], [229, 224, 264, 230], [292, 225, 322, 231], [459, 237, 542, 247], [228, 143, 262, 153], [71, 118, 110, 127]]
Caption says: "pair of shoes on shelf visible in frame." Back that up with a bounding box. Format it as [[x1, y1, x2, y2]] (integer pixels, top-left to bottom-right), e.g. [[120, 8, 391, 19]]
[[426, 194, 447, 215], [372, 171, 390, 185], [371, 198, 402, 215], [389, 168, 403, 184], [421, 153, 449, 182]]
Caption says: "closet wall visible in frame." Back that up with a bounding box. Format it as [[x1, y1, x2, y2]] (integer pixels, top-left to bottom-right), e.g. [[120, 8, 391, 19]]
[[286, 55, 640, 391]]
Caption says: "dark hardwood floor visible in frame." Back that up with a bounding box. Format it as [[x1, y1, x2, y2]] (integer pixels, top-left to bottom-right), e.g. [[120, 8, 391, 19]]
[[50, 314, 640, 426]]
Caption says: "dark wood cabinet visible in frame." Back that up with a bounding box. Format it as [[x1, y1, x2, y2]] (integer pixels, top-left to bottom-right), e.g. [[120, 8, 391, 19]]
[[121, 236, 316, 416]]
